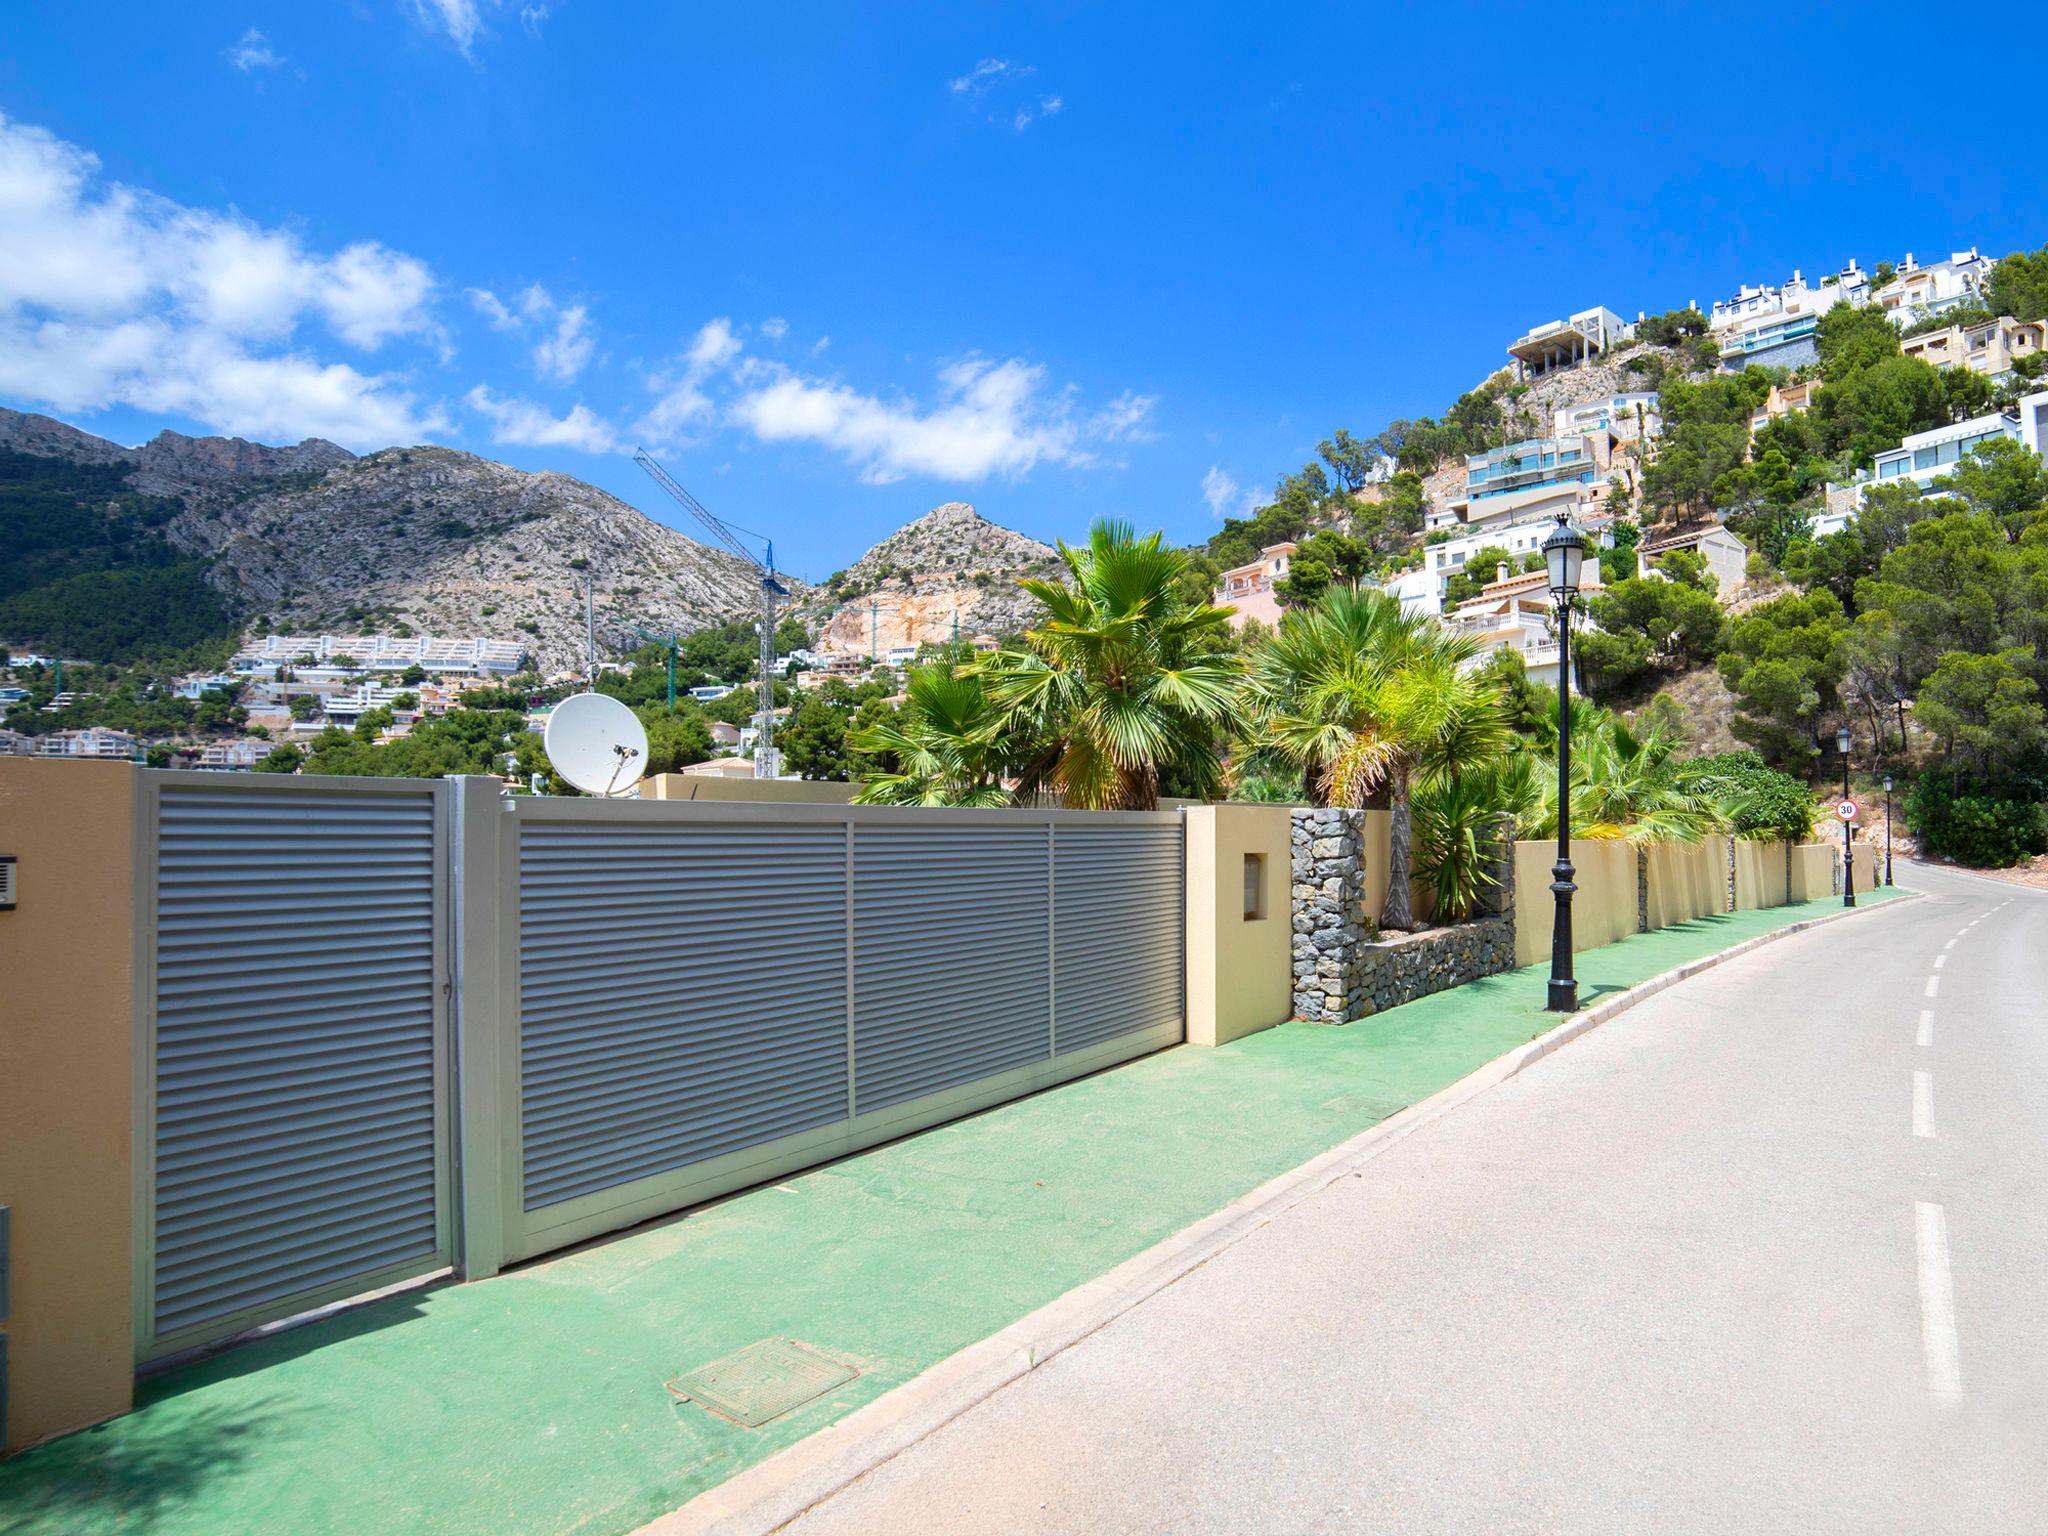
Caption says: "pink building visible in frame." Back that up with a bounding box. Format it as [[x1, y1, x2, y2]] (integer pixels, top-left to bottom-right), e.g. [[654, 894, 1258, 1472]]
[[1213, 542, 1296, 629]]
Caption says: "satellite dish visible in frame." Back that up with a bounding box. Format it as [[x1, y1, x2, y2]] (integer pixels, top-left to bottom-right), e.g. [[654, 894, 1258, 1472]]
[[545, 692, 649, 797]]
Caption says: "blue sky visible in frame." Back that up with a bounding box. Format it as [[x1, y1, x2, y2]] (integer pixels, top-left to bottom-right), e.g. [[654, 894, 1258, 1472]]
[[3, 2, 2043, 579]]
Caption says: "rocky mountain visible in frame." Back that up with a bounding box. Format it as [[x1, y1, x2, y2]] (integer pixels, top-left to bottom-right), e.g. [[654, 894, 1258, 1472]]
[[0, 408, 776, 673], [807, 501, 1063, 657]]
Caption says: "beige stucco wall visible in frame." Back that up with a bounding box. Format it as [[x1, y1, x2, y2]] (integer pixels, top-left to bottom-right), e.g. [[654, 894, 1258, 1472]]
[[1513, 838, 1637, 967], [1644, 839, 1725, 929], [0, 759, 137, 1449], [643, 773, 858, 804], [1788, 843, 1833, 902], [1184, 806, 1292, 1046], [1731, 838, 1790, 911]]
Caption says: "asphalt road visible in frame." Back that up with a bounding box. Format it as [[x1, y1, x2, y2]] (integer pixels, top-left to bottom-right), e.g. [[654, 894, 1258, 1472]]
[[783, 863, 2048, 1534]]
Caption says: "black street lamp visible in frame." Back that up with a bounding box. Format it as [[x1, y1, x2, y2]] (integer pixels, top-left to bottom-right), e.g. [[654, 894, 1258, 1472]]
[[1883, 774, 1895, 886], [1542, 512, 1587, 1012], [1837, 723, 1856, 909]]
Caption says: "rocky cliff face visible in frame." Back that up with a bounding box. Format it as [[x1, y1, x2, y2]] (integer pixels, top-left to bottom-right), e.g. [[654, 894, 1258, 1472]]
[[0, 407, 775, 673], [807, 501, 1063, 656]]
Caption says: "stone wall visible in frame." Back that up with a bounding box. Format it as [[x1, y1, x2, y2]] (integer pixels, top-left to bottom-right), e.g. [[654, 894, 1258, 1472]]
[[1289, 807, 1516, 1024]]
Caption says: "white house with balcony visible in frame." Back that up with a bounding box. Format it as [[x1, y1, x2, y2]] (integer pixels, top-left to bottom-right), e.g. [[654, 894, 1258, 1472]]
[[1826, 391, 2048, 522], [37, 727, 138, 759], [1552, 393, 1661, 441], [1443, 567, 1606, 692], [1873, 248, 1993, 328], [1387, 512, 1613, 618]]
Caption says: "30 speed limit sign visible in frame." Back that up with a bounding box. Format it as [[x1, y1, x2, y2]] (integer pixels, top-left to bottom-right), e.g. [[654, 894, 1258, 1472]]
[[1834, 798, 1859, 823]]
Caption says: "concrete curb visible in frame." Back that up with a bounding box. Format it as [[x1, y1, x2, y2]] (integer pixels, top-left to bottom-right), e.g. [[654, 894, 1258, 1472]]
[[640, 891, 1924, 1536]]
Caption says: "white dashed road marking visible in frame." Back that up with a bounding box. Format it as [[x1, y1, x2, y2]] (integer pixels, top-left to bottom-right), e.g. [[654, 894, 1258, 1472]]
[[1913, 1072, 1935, 1138], [1925, 975, 1940, 998], [1916, 1202, 1963, 1401], [1917, 1010, 1934, 1048]]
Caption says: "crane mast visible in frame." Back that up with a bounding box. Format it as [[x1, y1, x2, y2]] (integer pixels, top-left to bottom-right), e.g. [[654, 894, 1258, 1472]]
[[632, 449, 789, 777]]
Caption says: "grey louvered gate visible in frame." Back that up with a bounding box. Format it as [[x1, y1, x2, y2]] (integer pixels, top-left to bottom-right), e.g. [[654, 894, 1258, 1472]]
[[140, 775, 452, 1360], [501, 800, 1183, 1265]]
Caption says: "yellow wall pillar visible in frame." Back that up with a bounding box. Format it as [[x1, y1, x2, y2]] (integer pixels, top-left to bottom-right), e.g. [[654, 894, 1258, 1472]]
[[0, 759, 138, 1449], [1184, 806, 1291, 1047]]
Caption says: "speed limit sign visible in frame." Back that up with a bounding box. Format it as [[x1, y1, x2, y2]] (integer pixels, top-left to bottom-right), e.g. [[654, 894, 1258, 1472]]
[[1835, 798, 1859, 823]]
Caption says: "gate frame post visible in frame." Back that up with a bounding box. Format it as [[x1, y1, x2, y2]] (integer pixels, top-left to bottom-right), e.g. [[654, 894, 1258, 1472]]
[[451, 776, 512, 1280]]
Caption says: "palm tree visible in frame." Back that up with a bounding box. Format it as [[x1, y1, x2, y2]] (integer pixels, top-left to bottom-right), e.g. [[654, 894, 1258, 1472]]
[[849, 667, 1015, 806], [1247, 587, 1508, 929], [981, 520, 1241, 809], [1517, 710, 1725, 846]]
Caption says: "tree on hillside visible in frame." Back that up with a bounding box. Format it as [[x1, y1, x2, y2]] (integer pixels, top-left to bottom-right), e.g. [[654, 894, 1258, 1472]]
[[1716, 589, 1851, 769], [1933, 437, 2048, 538], [1816, 303, 1902, 377], [1985, 243, 2048, 323], [1913, 649, 2047, 784], [1317, 429, 1381, 493], [1639, 373, 1772, 523], [1635, 307, 1710, 346]]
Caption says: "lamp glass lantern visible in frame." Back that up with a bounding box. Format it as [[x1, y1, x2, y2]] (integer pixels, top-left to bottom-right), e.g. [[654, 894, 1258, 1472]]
[[1836, 724, 1852, 756], [1542, 517, 1587, 601]]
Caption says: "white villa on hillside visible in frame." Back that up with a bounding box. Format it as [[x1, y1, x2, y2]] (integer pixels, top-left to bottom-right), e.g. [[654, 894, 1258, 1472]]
[[1445, 566, 1607, 692], [1708, 261, 1867, 332], [1873, 249, 1993, 327], [1505, 307, 1633, 380], [1822, 390, 2048, 530]]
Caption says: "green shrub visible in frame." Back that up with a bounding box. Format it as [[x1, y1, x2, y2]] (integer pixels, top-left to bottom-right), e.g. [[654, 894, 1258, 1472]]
[[1907, 775, 2048, 867]]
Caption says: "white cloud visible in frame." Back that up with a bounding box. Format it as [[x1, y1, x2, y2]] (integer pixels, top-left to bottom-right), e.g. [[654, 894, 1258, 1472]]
[[466, 385, 616, 453], [634, 318, 744, 446], [732, 355, 1135, 485], [0, 113, 446, 448], [760, 316, 788, 340], [949, 58, 1017, 94], [1040, 95, 1063, 116], [519, 5, 550, 33], [228, 29, 284, 72], [1201, 466, 1259, 521], [811, 335, 830, 354], [410, 0, 485, 54], [465, 281, 595, 380], [467, 286, 517, 329], [1090, 390, 1158, 443], [687, 316, 742, 371], [533, 303, 594, 381]]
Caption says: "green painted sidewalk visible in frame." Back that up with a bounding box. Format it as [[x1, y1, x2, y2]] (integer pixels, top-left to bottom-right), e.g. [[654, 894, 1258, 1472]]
[[0, 888, 1903, 1536]]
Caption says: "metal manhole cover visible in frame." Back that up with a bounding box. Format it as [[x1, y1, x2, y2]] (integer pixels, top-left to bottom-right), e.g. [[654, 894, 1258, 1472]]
[[666, 1338, 859, 1428]]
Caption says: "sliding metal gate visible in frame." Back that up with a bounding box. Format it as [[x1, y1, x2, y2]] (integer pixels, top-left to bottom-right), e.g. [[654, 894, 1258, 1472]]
[[138, 775, 453, 1360], [497, 800, 1184, 1265]]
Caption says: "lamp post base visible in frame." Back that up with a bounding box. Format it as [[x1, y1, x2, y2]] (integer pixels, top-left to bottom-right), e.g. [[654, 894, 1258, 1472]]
[[1547, 977, 1579, 1012]]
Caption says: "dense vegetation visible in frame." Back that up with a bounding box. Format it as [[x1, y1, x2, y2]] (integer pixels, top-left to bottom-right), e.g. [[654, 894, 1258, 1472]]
[[0, 450, 240, 662]]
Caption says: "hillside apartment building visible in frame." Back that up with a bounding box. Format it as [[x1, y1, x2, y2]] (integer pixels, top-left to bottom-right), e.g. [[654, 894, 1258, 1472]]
[[230, 633, 527, 676], [1900, 314, 2047, 376]]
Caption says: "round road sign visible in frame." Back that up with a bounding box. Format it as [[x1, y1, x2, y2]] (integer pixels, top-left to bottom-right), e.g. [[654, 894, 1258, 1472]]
[[1834, 798, 1859, 823]]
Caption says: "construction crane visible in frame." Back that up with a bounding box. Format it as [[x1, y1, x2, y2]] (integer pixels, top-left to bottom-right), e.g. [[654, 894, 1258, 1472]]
[[632, 449, 789, 775]]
